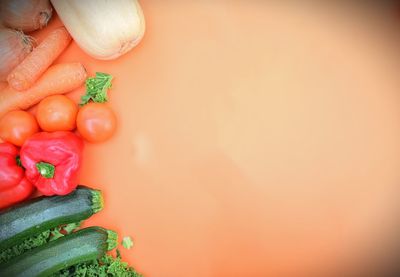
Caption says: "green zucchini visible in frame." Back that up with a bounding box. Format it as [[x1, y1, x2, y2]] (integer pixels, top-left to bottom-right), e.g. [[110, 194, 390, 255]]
[[0, 186, 103, 251], [0, 227, 117, 277]]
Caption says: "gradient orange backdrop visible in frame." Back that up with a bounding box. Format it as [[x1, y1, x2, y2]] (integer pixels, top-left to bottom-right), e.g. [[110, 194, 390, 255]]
[[12, 1, 400, 276]]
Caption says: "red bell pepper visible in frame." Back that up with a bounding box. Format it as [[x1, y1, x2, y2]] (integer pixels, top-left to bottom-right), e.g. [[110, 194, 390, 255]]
[[20, 131, 84, 196], [0, 142, 34, 209]]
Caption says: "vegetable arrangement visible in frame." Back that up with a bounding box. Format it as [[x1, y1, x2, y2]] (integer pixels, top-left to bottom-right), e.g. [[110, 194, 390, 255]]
[[0, 62, 87, 119], [0, 188, 141, 276], [8, 26, 72, 91], [0, 187, 102, 252], [1, 227, 117, 277], [0, 0, 145, 275]]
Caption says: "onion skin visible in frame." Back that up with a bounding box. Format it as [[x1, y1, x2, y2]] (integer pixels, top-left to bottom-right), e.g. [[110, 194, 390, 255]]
[[0, 28, 34, 81], [51, 0, 145, 60], [0, 0, 52, 32]]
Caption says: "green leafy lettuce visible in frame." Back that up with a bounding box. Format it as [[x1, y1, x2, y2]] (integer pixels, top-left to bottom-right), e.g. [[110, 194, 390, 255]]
[[52, 250, 142, 277]]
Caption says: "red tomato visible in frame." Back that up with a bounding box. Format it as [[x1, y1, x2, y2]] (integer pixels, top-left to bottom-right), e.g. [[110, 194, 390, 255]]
[[0, 110, 39, 146], [76, 103, 117, 143], [36, 95, 78, 132]]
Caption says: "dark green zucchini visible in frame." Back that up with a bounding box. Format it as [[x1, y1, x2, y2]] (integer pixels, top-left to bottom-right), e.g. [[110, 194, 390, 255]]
[[0, 227, 117, 277], [0, 186, 103, 251]]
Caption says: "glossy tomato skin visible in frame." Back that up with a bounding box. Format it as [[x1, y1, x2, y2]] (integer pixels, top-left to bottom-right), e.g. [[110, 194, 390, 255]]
[[0, 110, 39, 146], [36, 95, 78, 132], [77, 103, 117, 143]]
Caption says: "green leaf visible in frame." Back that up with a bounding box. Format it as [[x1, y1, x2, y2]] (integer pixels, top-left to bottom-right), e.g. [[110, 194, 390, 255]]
[[0, 221, 82, 264], [63, 221, 82, 234], [122, 236, 134, 250], [52, 254, 142, 277], [50, 227, 64, 241], [0, 230, 51, 264], [80, 72, 113, 106]]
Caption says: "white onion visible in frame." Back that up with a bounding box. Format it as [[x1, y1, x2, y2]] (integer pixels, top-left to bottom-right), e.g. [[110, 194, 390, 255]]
[[0, 28, 34, 81], [0, 0, 52, 32], [51, 0, 145, 60]]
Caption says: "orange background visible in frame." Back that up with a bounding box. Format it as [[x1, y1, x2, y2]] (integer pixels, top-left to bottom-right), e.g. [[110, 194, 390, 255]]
[[15, 1, 400, 276]]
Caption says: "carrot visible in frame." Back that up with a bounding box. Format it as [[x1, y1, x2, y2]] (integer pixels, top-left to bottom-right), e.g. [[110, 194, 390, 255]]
[[0, 63, 86, 119], [7, 26, 72, 91]]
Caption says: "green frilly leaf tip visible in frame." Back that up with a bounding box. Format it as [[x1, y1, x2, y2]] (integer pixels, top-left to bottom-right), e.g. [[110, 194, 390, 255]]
[[106, 230, 118, 251], [122, 236, 134, 250], [91, 189, 104, 214], [80, 72, 113, 106], [63, 222, 82, 234]]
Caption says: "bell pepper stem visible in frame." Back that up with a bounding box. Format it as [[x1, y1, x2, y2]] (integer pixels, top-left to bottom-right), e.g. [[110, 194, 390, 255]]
[[36, 162, 55, 179], [16, 156, 23, 168]]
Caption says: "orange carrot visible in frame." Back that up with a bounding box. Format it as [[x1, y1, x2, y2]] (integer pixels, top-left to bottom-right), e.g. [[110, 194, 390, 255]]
[[0, 63, 86, 119], [7, 26, 72, 91]]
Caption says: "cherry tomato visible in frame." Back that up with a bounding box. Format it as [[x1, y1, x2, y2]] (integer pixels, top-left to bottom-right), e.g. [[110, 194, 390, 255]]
[[77, 103, 117, 143], [36, 95, 78, 132], [0, 110, 39, 146]]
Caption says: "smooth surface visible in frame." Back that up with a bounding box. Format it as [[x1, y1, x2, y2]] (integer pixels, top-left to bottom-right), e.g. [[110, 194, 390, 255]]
[[22, 2, 400, 276]]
